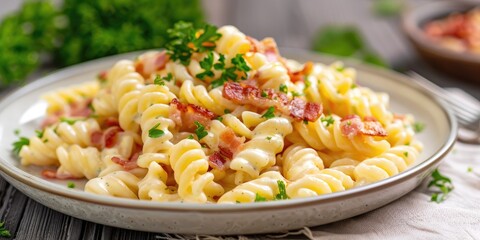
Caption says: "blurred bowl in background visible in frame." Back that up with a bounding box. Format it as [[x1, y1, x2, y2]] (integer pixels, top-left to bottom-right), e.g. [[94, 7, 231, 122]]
[[402, 1, 480, 83]]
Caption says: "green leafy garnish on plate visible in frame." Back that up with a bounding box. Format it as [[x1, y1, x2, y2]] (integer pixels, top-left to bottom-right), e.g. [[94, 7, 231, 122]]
[[428, 169, 454, 203]]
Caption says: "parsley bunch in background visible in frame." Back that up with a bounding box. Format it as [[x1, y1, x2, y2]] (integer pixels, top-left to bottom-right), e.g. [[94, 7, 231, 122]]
[[312, 25, 388, 68], [0, 0, 204, 87]]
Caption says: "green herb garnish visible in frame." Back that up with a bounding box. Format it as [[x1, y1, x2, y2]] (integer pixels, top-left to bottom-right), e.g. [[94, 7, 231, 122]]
[[428, 169, 454, 203], [148, 123, 165, 138], [321, 115, 335, 127], [266, 136, 272, 140], [215, 116, 223, 122], [67, 182, 75, 188], [0, 221, 11, 237], [210, 53, 251, 88], [12, 137, 29, 156], [154, 75, 166, 86], [275, 180, 289, 200], [279, 84, 288, 93], [403, 152, 408, 157], [261, 91, 268, 98], [261, 107, 275, 119], [223, 109, 231, 114], [194, 121, 208, 140], [413, 122, 425, 133], [467, 167, 473, 173], [14, 129, 20, 136], [291, 91, 303, 97], [196, 51, 215, 80], [166, 22, 221, 65], [254, 193, 267, 202], [60, 117, 80, 125], [187, 135, 194, 140]]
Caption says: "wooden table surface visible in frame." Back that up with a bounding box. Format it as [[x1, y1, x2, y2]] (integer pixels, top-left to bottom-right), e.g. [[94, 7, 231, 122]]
[[0, 1, 479, 239]]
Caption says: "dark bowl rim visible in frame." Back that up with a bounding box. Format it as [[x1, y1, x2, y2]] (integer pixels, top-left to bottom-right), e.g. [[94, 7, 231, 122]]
[[401, 0, 480, 63]]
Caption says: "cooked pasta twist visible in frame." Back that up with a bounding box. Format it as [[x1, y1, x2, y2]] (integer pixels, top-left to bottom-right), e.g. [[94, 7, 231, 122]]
[[215, 25, 251, 59], [85, 171, 140, 199], [294, 114, 390, 157], [20, 119, 100, 166], [56, 145, 101, 179], [230, 117, 293, 185], [43, 81, 99, 115], [354, 145, 419, 185], [169, 139, 224, 202], [217, 171, 286, 203], [279, 144, 325, 181], [179, 80, 238, 115], [91, 88, 117, 118], [286, 169, 354, 198]]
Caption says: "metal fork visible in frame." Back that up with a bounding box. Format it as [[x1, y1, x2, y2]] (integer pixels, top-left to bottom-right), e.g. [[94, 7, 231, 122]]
[[408, 72, 480, 144]]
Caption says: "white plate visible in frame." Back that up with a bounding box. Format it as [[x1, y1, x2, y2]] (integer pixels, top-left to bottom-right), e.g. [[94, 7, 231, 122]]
[[0, 50, 456, 235]]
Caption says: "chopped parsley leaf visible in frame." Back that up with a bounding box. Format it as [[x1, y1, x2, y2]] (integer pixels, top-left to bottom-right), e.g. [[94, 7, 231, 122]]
[[428, 169, 453, 203], [154, 75, 166, 86], [215, 116, 223, 122], [303, 120, 309, 125], [14, 129, 20, 136], [351, 84, 357, 89], [279, 84, 288, 93], [224, 109, 231, 114], [275, 180, 289, 200], [291, 91, 303, 97], [0, 222, 11, 238], [304, 79, 311, 89], [261, 91, 268, 98], [261, 107, 275, 119], [67, 182, 75, 188], [187, 135, 194, 140], [166, 22, 221, 65], [210, 53, 251, 88], [163, 73, 173, 82], [12, 137, 29, 156], [148, 123, 165, 138], [266, 136, 272, 140], [320, 115, 335, 127], [403, 152, 408, 157], [254, 193, 267, 202], [35, 130, 44, 138], [60, 117, 80, 125], [413, 122, 425, 133], [196, 51, 215, 80], [194, 121, 208, 140]]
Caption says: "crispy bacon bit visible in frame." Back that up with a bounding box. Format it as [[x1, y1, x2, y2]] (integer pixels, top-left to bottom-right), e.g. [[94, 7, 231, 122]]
[[340, 115, 387, 137], [98, 71, 108, 82], [289, 61, 314, 83], [246, 36, 263, 52], [222, 82, 323, 122], [170, 98, 216, 131], [41, 115, 60, 128], [111, 153, 139, 171], [209, 152, 227, 170], [41, 169, 79, 179], [219, 128, 245, 157], [102, 126, 122, 148], [90, 130, 103, 147], [104, 117, 120, 128], [135, 51, 169, 79]]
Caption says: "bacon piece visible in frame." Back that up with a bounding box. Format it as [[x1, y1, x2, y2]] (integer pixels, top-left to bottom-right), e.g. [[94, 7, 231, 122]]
[[69, 99, 93, 118], [135, 51, 169, 79], [41, 169, 79, 180], [104, 117, 120, 128], [289, 61, 314, 83], [219, 128, 245, 158], [208, 152, 227, 170], [222, 82, 322, 122], [90, 130, 103, 147], [170, 98, 216, 131], [102, 126, 122, 148], [340, 115, 386, 137], [111, 153, 139, 171], [97, 70, 108, 82], [246, 36, 263, 52]]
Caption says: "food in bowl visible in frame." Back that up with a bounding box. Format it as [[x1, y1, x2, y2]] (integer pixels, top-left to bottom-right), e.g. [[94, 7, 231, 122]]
[[13, 23, 423, 203], [424, 8, 480, 53]]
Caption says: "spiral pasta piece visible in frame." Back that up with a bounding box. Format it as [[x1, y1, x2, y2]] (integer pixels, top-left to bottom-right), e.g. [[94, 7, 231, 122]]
[[43, 81, 99, 115], [85, 171, 140, 199], [279, 144, 325, 181], [138, 161, 179, 201], [215, 25, 251, 59], [56, 145, 102, 179], [230, 117, 293, 185], [294, 115, 390, 157], [179, 80, 238, 115], [19, 119, 100, 166], [286, 169, 354, 198], [354, 145, 419, 185], [218, 171, 286, 203], [169, 139, 224, 202], [91, 88, 117, 118]]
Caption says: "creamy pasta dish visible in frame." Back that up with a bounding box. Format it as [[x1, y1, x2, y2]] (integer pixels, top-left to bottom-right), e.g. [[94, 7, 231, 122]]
[[14, 23, 423, 203]]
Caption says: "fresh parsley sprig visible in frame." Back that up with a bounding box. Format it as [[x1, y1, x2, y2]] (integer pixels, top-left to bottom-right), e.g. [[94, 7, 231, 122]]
[[320, 115, 335, 127], [413, 122, 425, 133], [275, 180, 289, 200], [254, 193, 267, 202], [166, 22, 221, 66], [194, 121, 208, 140], [261, 107, 275, 119], [196, 52, 215, 80], [210, 54, 251, 88], [148, 123, 165, 138], [12, 137, 29, 156], [0, 221, 11, 237], [428, 168, 454, 203]]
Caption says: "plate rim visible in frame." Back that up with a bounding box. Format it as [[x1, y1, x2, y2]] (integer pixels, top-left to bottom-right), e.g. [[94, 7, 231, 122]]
[[0, 49, 458, 212]]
